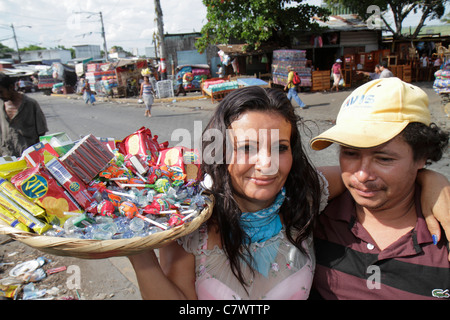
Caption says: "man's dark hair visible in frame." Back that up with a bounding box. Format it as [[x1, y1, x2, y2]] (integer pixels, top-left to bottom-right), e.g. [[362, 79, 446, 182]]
[[380, 61, 388, 68], [401, 122, 449, 165], [0, 73, 15, 89]]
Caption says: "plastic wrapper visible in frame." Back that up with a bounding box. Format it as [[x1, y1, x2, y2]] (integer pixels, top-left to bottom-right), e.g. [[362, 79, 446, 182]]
[[11, 165, 82, 227], [0, 178, 46, 219], [0, 284, 19, 299], [0, 190, 51, 234], [60, 135, 114, 184], [0, 205, 30, 232], [117, 127, 162, 163], [45, 158, 97, 213], [20, 141, 60, 167]]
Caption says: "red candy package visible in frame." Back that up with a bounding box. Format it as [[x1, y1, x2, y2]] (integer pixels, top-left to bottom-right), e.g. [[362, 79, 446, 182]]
[[45, 158, 98, 214], [117, 127, 165, 163]]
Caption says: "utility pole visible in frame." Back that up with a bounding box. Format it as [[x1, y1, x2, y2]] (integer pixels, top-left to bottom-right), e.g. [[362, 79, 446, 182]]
[[99, 11, 108, 61], [154, 0, 167, 80], [10, 24, 21, 63], [74, 11, 108, 61]]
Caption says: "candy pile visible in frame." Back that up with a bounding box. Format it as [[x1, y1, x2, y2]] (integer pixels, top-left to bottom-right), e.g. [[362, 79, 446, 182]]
[[0, 127, 208, 241]]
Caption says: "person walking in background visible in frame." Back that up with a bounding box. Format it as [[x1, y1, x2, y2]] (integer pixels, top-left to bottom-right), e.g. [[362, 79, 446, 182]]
[[284, 66, 307, 109], [140, 76, 155, 117], [0, 72, 48, 157], [330, 59, 343, 92], [81, 79, 95, 105]]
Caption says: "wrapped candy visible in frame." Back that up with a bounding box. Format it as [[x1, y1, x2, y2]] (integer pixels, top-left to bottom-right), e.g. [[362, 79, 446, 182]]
[[118, 201, 139, 219], [97, 200, 118, 218]]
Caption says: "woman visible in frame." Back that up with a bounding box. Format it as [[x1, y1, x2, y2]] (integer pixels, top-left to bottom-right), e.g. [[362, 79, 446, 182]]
[[129, 86, 336, 299], [140, 76, 155, 117], [330, 59, 343, 92], [128, 86, 449, 300]]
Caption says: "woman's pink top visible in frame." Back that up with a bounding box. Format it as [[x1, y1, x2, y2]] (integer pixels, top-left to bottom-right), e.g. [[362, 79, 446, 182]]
[[178, 224, 315, 300]]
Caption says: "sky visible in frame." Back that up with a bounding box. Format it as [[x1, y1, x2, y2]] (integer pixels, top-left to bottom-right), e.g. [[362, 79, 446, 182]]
[[0, 0, 448, 58]]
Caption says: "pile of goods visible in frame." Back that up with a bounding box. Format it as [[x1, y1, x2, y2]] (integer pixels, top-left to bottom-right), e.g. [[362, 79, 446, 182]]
[[0, 127, 208, 241], [176, 65, 211, 90], [433, 62, 450, 95], [271, 49, 311, 87]]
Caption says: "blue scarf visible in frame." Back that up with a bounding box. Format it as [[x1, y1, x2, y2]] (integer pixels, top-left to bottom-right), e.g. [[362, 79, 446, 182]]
[[240, 187, 285, 277]]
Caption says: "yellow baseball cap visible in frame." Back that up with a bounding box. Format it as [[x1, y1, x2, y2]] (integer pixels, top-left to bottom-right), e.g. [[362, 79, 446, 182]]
[[310, 78, 431, 150]]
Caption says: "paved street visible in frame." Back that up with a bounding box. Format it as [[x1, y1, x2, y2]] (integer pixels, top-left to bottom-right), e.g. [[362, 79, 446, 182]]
[[1, 81, 448, 300]]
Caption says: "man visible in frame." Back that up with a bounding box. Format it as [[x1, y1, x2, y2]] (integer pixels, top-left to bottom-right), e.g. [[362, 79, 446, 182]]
[[174, 67, 186, 97], [284, 66, 307, 109], [357, 64, 381, 80], [216, 64, 225, 78], [310, 78, 449, 299], [0, 73, 48, 157], [378, 61, 394, 78]]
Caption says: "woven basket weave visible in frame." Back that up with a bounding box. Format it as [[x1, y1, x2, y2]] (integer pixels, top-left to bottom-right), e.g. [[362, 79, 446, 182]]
[[0, 195, 214, 259]]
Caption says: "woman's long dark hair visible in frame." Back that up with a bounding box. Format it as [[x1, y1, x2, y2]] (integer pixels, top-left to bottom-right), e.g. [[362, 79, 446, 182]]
[[201, 86, 322, 288]]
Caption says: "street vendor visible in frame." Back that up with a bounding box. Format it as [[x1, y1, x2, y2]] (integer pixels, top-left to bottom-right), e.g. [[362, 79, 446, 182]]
[[128, 86, 450, 300], [0, 72, 48, 157]]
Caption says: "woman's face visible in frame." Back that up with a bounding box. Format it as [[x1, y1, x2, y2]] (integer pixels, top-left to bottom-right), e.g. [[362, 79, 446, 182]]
[[227, 111, 293, 212]]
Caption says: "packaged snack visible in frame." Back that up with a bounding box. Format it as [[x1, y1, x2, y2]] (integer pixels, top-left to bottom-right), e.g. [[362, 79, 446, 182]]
[[0, 205, 31, 232], [0, 158, 27, 180], [117, 127, 161, 163], [0, 178, 46, 219], [45, 158, 97, 213], [0, 191, 51, 234], [60, 135, 114, 184], [11, 165, 82, 227], [20, 141, 60, 167], [39, 132, 75, 156]]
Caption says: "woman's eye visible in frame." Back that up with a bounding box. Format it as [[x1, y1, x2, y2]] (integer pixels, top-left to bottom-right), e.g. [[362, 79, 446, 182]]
[[273, 144, 289, 152]]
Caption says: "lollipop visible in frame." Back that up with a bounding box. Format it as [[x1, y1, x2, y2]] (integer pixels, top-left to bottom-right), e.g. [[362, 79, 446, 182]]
[[119, 201, 167, 230], [97, 200, 118, 218]]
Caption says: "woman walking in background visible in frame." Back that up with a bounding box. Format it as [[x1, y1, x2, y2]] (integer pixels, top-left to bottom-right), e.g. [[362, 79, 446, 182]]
[[140, 76, 155, 117]]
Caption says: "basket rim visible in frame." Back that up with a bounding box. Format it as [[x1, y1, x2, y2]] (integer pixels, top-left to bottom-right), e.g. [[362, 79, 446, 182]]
[[0, 194, 214, 259]]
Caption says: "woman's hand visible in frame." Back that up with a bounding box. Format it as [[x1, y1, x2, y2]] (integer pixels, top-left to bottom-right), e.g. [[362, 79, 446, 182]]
[[417, 169, 450, 260]]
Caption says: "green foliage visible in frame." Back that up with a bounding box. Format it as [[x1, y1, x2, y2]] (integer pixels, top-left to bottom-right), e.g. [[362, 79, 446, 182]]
[[324, 0, 448, 39], [196, 0, 330, 53], [0, 43, 15, 58], [19, 44, 47, 52]]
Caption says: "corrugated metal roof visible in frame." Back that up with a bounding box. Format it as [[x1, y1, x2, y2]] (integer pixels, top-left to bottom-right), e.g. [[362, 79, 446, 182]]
[[313, 14, 372, 31]]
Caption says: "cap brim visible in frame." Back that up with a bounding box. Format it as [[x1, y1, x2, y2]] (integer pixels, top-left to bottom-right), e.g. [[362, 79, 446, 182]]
[[310, 121, 410, 150]]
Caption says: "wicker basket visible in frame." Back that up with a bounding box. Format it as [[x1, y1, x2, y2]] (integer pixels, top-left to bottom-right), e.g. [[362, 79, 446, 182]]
[[0, 195, 214, 259]]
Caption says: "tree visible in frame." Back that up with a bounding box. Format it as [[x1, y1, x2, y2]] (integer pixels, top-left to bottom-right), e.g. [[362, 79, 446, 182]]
[[195, 0, 330, 53], [19, 45, 47, 52], [0, 43, 15, 58], [324, 0, 448, 39]]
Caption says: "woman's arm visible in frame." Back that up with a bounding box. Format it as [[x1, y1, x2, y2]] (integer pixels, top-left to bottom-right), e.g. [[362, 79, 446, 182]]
[[417, 169, 450, 248], [320, 166, 450, 260], [128, 243, 196, 300], [317, 166, 345, 201]]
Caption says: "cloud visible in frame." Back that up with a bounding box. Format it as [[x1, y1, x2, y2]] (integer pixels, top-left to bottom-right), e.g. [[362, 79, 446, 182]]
[[0, 0, 206, 54]]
